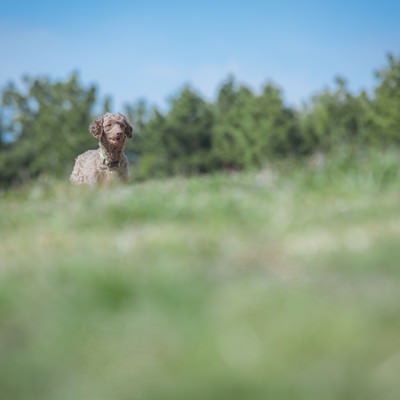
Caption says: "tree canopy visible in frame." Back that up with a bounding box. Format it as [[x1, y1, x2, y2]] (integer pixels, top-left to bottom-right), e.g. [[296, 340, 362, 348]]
[[1, 54, 399, 187]]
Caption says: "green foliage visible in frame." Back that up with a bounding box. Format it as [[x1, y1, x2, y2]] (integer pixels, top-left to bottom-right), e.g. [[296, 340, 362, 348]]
[[162, 86, 214, 174], [212, 77, 258, 169], [254, 83, 299, 158], [131, 107, 169, 180], [372, 54, 400, 144], [1, 54, 400, 186], [299, 77, 370, 152], [0, 74, 97, 186], [211, 78, 298, 170], [298, 54, 400, 152]]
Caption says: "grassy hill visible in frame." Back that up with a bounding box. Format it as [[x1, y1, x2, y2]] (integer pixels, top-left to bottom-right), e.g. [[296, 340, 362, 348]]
[[1, 150, 400, 400]]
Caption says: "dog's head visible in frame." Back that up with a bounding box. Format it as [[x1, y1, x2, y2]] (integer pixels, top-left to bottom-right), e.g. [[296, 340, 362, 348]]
[[89, 113, 133, 148]]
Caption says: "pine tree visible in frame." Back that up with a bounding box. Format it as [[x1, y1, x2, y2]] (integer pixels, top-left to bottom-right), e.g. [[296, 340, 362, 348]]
[[0, 74, 97, 186]]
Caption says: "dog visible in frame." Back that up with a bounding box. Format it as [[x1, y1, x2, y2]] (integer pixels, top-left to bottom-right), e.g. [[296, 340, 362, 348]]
[[70, 113, 133, 184]]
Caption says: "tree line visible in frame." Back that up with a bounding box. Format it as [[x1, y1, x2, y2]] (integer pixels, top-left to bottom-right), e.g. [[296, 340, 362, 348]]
[[1, 54, 399, 186]]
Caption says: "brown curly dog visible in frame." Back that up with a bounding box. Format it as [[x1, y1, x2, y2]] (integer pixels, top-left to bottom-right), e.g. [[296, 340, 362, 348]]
[[70, 113, 133, 185]]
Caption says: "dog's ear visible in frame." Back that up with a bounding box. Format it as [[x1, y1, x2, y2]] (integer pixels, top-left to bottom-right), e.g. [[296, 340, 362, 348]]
[[89, 116, 103, 139], [125, 121, 133, 138]]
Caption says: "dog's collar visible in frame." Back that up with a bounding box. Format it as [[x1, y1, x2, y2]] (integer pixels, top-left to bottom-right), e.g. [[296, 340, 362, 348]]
[[99, 148, 120, 168]]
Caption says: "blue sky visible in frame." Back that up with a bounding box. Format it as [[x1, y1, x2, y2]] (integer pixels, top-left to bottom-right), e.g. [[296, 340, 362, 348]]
[[1, 0, 399, 110]]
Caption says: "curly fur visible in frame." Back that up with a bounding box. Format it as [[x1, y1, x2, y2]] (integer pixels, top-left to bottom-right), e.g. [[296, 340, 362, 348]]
[[70, 113, 133, 185]]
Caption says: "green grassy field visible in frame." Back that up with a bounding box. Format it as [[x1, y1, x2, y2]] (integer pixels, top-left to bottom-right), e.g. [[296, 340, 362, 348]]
[[1, 151, 400, 400]]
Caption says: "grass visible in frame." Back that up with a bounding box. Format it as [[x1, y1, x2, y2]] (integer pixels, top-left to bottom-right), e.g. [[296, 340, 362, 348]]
[[1, 150, 400, 400]]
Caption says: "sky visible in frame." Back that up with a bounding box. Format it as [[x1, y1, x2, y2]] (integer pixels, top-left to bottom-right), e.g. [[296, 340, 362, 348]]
[[1, 0, 400, 110]]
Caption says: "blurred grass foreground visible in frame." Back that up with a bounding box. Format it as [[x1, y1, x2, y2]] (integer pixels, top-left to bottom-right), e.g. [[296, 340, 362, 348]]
[[1, 150, 400, 400]]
